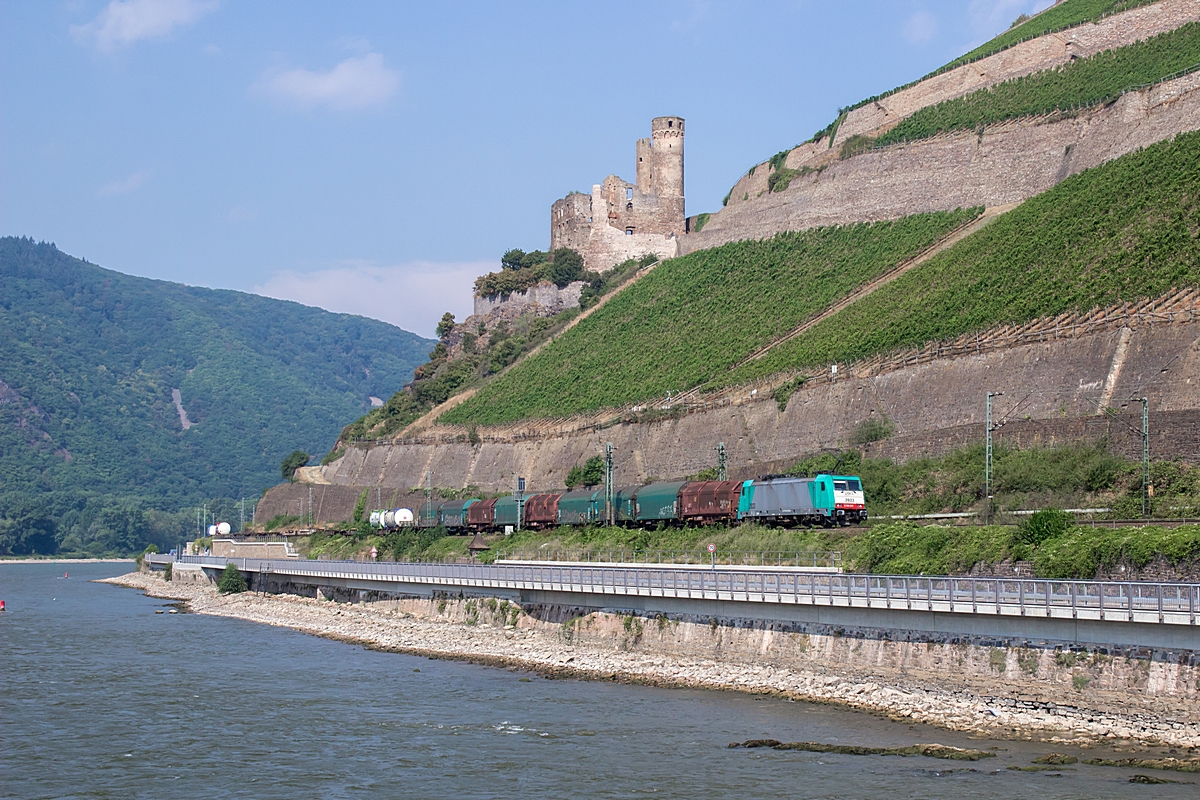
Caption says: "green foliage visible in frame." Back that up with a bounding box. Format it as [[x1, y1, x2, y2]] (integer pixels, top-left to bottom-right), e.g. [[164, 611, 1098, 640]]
[[729, 131, 1200, 385], [767, 168, 799, 193], [217, 563, 247, 594], [939, 0, 1160, 73], [578, 257, 648, 310], [721, 191, 731, 207], [768, 149, 793, 171], [838, 134, 876, 159], [772, 376, 808, 412], [693, 212, 711, 233], [444, 210, 979, 425], [850, 415, 894, 445], [264, 514, 300, 532], [0, 237, 431, 553], [436, 312, 456, 339], [1032, 524, 1200, 578], [474, 247, 585, 295], [353, 489, 369, 524], [565, 455, 605, 489], [1018, 508, 1074, 545], [280, 450, 310, 482], [874, 22, 1200, 149], [162, 562, 172, 581]]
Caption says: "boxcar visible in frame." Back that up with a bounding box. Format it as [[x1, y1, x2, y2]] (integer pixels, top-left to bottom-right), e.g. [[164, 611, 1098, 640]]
[[438, 499, 478, 531], [633, 481, 686, 524], [612, 486, 639, 523], [557, 488, 603, 525], [494, 496, 520, 529], [679, 480, 741, 524], [523, 492, 563, 529], [466, 497, 498, 530]]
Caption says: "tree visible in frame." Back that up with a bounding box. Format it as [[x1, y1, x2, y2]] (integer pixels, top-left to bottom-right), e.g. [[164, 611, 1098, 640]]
[[217, 563, 247, 594], [565, 455, 605, 488], [501, 249, 526, 271], [548, 248, 584, 287], [436, 312, 456, 339], [280, 450, 310, 481]]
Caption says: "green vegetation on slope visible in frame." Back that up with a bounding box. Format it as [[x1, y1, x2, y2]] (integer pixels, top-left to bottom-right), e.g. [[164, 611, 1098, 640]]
[[871, 21, 1200, 149], [0, 238, 431, 555], [940, 0, 1161, 74], [443, 209, 981, 425], [727, 129, 1200, 386]]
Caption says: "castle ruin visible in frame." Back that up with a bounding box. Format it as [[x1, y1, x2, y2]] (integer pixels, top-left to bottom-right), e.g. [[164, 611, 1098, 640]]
[[551, 116, 685, 272]]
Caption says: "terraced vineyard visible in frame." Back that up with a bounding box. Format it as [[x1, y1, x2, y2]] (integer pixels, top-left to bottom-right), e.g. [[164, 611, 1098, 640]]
[[873, 20, 1200, 149], [441, 209, 980, 425], [724, 130, 1200, 386]]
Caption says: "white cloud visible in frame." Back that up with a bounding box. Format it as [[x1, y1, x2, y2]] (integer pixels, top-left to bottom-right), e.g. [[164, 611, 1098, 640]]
[[71, 0, 217, 53], [97, 169, 150, 196], [253, 260, 486, 338], [253, 54, 401, 111], [902, 11, 939, 44]]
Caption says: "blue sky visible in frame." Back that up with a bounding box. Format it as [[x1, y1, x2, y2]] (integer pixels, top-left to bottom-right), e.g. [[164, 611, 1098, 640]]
[[1, 0, 1052, 337]]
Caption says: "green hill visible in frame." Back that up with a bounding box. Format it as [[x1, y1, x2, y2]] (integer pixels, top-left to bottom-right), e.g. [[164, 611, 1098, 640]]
[[0, 237, 432, 555], [442, 210, 979, 425], [726, 129, 1200, 386]]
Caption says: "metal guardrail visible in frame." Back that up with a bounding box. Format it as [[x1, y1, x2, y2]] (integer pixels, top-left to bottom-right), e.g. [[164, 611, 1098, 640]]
[[492, 549, 842, 569], [151, 555, 1198, 627]]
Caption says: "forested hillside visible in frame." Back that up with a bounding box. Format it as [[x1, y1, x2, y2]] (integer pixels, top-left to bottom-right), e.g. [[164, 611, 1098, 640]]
[[0, 238, 432, 555]]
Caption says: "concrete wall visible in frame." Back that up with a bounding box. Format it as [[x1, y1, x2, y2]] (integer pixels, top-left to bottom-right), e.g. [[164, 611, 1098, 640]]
[[685, 69, 1200, 252], [312, 320, 1200, 495]]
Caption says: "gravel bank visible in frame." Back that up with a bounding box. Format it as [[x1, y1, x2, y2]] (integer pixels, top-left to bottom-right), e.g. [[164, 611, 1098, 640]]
[[102, 570, 1200, 749]]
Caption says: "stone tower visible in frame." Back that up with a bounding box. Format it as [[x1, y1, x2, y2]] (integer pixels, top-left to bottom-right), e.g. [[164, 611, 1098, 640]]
[[551, 116, 686, 272]]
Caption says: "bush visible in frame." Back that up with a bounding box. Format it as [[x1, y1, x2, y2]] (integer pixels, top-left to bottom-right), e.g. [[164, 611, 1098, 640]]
[[1019, 508, 1073, 545], [850, 415, 894, 445], [163, 562, 172, 582], [217, 563, 247, 594], [280, 450, 310, 481], [566, 455, 605, 489]]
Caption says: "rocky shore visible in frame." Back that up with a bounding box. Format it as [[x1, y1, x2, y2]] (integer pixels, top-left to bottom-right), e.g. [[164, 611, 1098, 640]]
[[102, 570, 1200, 750]]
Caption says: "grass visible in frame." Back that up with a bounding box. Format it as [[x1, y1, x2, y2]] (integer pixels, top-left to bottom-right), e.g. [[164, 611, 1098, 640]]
[[442, 210, 980, 425], [873, 21, 1200, 149], [726, 129, 1200, 386]]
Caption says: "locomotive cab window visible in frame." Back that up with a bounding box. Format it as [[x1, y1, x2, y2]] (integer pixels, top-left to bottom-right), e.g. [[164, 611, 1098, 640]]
[[846, 479, 862, 492], [834, 481, 849, 491]]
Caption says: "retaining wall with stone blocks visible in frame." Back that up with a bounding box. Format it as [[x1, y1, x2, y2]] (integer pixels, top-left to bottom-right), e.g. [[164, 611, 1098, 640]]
[[686, 70, 1200, 252], [301, 322, 1200, 498]]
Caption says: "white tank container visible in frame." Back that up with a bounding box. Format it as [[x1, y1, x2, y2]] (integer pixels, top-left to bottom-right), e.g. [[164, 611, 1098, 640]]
[[217, 522, 231, 536], [395, 508, 414, 526]]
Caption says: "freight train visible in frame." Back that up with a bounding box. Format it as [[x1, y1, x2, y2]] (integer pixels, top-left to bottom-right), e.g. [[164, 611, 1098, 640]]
[[368, 474, 866, 533]]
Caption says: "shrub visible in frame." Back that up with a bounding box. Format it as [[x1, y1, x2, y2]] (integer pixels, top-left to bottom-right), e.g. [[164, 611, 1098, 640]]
[[280, 450, 310, 481], [163, 562, 172, 582], [693, 212, 711, 233], [566, 455, 605, 489], [217, 563, 247, 594], [1019, 508, 1073, 545], [850, 415, 894, 445]]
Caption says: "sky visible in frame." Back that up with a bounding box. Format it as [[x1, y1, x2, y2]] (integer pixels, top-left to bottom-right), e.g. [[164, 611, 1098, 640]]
[[0, 0, 1054, 338]]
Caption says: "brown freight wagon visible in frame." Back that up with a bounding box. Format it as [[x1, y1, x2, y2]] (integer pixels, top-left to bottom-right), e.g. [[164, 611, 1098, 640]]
[[522, 493, 563, 529], [679, 480, 742, 524], [467, 497, 498, 530]]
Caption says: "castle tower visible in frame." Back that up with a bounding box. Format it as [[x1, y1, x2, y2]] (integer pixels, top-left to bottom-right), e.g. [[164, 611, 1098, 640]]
[[650, 116, 684, 225]]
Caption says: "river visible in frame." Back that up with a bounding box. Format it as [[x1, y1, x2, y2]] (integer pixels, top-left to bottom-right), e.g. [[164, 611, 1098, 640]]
[[1, 562, 1192, 799]]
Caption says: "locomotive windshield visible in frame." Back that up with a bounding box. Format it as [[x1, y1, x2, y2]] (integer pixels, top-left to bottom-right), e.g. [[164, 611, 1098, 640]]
[[834, 481, 848, 491], [846, 479, 861, 492]]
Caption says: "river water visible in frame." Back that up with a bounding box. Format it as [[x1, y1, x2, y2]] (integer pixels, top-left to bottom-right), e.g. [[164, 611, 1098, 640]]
[[1, 562, 1192, 799]]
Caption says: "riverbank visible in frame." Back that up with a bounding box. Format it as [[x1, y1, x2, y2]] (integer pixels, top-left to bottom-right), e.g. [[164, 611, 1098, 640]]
[[102, 570, 1200, 750]]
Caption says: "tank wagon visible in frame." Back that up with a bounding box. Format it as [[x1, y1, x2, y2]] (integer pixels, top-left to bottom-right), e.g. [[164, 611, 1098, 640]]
[[364, 473, 865, 535]]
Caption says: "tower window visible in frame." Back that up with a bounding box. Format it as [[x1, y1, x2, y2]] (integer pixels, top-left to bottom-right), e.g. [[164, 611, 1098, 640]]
[[626, 228, 635, 236], [668, 120, 673, 127], [626, 188, 633, 200], [626, 202, 633, 211]]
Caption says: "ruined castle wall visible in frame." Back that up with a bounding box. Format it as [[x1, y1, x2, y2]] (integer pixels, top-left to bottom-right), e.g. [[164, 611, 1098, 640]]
[[550, 193, 593, 253], [318, 322, 1200, 494], [685, 70, 1200, 252], [834, 0, 1200, 144], [473, 281, 586, 318]]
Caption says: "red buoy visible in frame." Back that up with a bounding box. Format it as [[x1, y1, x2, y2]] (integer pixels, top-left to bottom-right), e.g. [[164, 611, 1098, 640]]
[[0, 600, 6, 612]]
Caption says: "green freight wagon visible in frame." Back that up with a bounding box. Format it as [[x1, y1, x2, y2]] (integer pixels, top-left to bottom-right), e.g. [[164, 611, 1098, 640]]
[[557, 488, 604, 525], [612, 487, 639, 523], [633, 481, 686, 524], [438, 499, 478, 530], [493, 496, 521, 529]]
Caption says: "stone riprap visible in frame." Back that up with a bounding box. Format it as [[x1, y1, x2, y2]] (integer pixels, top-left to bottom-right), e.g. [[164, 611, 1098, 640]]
[[105, 570, 1200, 749]]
